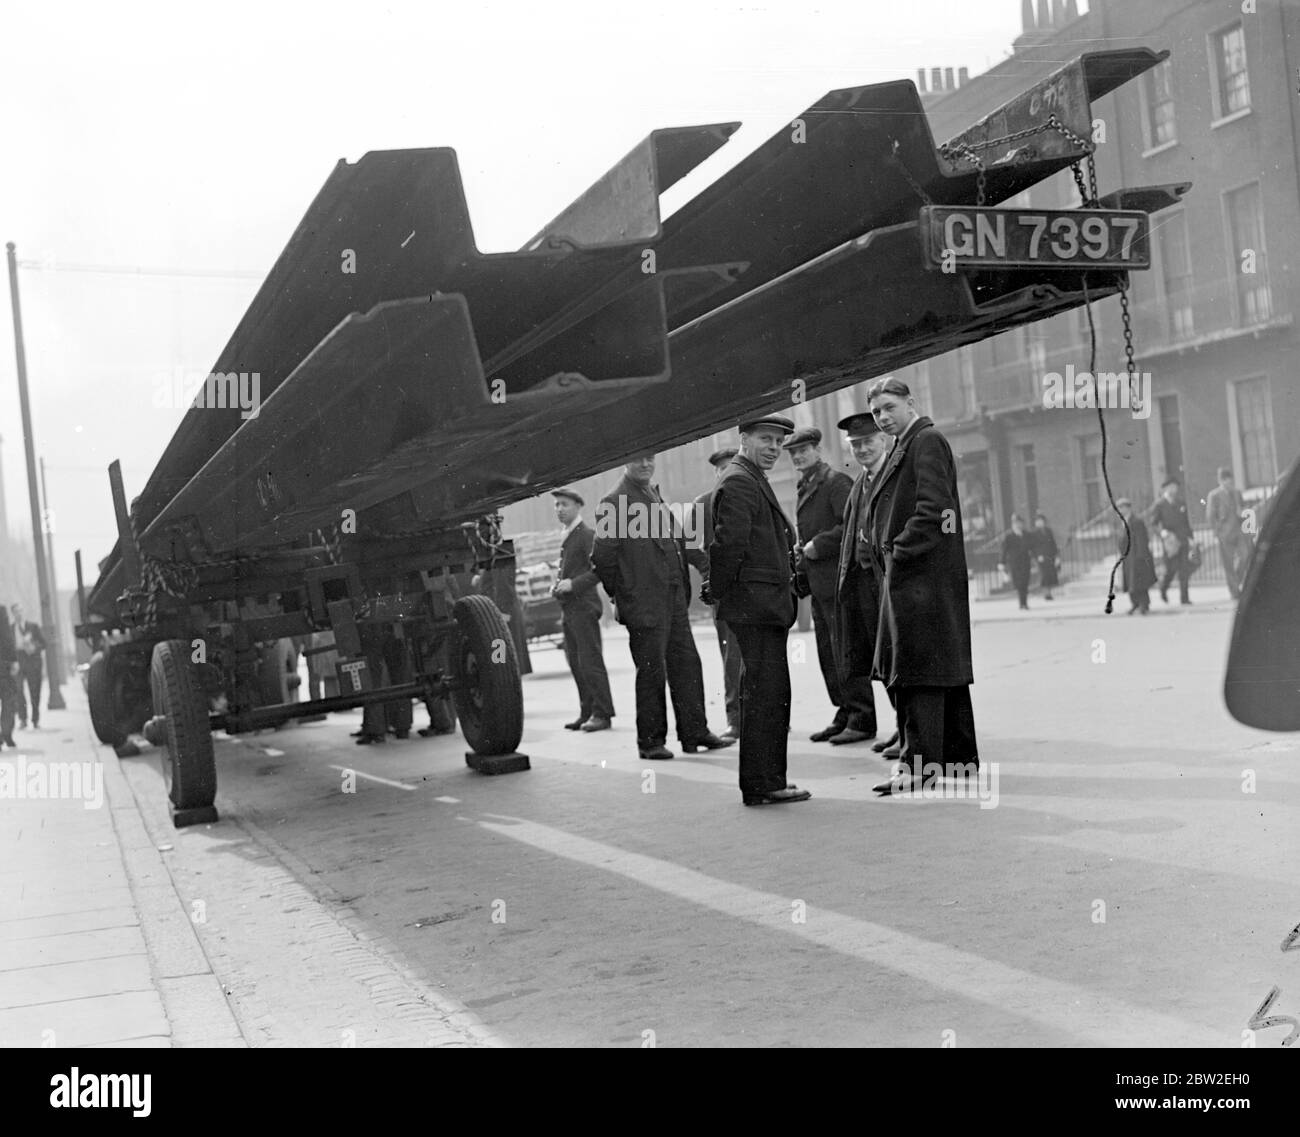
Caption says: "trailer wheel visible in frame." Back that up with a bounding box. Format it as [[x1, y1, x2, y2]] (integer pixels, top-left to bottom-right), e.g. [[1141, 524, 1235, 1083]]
[[150, 639, 218, 826], [258, 638, 302, 707], [451, 595, 523, 756], [87, 650, 128, 748]]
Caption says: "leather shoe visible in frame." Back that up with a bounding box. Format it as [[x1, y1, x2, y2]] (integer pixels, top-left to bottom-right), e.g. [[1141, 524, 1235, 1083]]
[[829, 728, 875, 746], [881, 742, 902, 759], [719, 726, 740, 742], [809, 723, 845, 742], [639, 745, 674, 760], [743, 787, 812, 806], [871, 731, 899, 753], [355, 734, 386, 745], [580, 716, 611, 732], [872, 770, 936, 796], [564, 719, 584, 730], [682, 733, 734, 753]]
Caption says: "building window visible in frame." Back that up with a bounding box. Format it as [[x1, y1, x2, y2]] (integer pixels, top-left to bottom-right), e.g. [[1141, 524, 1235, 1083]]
[[1214, 23, 1251, 116], [1158, 210, 1194, 339], [1143, 58, 1177, 147], [1232, 378, 1277, 490], [1225, 182, 1271, 325], [1078, 434, 1104, 520], [1020, 444, 1039, 519]]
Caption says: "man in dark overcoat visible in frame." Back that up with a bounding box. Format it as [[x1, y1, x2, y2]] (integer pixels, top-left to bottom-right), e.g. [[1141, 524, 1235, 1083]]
[[592, 452, 732, 760], [1115, 497, 1156, 614], [552, 488, 614, 732], [1148, 478, 1196, 605], [708, 414, 811, 806], [863, 378, 978, 795], [786, 427, 865, 744]]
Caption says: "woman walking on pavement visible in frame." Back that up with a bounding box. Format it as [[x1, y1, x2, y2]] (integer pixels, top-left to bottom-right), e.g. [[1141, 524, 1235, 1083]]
[[1115, 498, 1156, 614], [1032, 513, 1060, 601], [999, 514, 1034, 610]]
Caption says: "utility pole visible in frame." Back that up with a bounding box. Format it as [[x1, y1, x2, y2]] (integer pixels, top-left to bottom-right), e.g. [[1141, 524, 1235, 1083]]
[[6, 242, 66, 710], [40, 457, 67, 687]]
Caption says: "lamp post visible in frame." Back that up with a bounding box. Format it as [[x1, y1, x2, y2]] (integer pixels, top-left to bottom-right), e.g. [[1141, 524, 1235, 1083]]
[[6, 242, 66, 709]]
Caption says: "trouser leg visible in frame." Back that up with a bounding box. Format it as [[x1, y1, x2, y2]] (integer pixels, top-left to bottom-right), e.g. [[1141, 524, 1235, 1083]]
[[836, 579, 878, 734], [715, 615, 742, 731], [942, 685, 978, 768], [627, 621, 669, 748], [663, 584, 709, 743], [569, 609, 613, 719], [731, 623, 790, 797], [0, 672, 14, 740], [810, 593, 844, 721], [562, 617, 591, 720], [24, 662, 43, 723]]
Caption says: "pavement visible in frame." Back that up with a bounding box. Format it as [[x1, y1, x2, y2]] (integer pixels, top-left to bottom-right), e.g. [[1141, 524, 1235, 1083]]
[[1, 565, 1282, 1048], [0, 685, 245, 1047]]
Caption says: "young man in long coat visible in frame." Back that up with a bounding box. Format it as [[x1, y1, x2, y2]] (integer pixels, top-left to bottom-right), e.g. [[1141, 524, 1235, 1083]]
[[863, 378, 978, 795], [593, 452, 732, 761], [708, 414, 811, 807], [552, 488, 614, 732]]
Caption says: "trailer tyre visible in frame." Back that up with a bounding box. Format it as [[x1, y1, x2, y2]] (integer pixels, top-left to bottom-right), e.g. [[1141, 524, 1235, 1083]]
[[87, 650, 128, 748], [150, 639, 217, 824], [258, 638, 302, 708], [451, 595, 523, 755]]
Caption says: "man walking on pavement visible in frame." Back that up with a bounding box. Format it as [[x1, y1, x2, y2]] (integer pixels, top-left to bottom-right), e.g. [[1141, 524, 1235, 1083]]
[[708, 414, 811, 807], [10, 603, 46, 729], [0, 603, 17, 747], [786, 427, 865, 745], [552, 488, 614, 732], [835, 411, 896, 758], [694, 446, 742, 741], [863, 378, 978, 796], [592, 452, 733, 761], [1149, 477, 1196, 605], [1206, 467, 1250, 600], [1115, 497, 1156, 614]]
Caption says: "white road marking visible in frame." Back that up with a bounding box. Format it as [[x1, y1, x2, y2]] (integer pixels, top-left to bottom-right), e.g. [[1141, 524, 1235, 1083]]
[[477, 816, 1223, 1047], [434, 796, 460, 804], [326, 765, 418, 792], [260, 748, 285, 757]]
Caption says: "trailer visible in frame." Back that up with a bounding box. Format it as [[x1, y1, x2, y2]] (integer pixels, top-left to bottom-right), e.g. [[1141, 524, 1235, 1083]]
[[76, 49, 1186, 826]]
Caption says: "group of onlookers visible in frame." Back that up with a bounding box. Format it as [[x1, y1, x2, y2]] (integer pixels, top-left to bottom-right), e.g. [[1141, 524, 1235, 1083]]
[[0, 602, 47, 747]]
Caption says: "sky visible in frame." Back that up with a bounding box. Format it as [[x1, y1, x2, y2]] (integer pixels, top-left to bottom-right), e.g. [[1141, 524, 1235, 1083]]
[[0, 0, 1048, 587]]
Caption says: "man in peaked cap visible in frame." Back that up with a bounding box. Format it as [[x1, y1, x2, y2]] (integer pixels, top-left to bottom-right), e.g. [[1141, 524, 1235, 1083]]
[[694, 445, 743, 740], [785, 425, 864, 744], [708, 413, 811, 806], [552, 488, 614, 732], [835, 410, 895, 757], [592, 451, 733, 761]]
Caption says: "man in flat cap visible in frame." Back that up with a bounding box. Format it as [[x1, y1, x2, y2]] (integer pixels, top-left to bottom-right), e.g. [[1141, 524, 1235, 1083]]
[[785, 426, 863, 744], [708, 414, 811, 806], [552, 489, 614, 732], [835, 410, 894, 755], [694, 445, 742, 740], [863, 378, 978, 795], [593, 452, 732, 760]]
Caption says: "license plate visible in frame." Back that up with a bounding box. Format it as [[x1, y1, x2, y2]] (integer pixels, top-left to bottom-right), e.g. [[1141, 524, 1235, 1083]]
[[919, 206, 1151, 270]]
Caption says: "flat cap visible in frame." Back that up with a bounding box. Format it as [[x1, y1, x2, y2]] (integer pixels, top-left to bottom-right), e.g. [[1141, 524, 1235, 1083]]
[[708, 446, 739, 468], [738, 413, 795, 435], [837, 411, 880, 437], [551, 488, 584, 507], [782, 426, 821, 451]]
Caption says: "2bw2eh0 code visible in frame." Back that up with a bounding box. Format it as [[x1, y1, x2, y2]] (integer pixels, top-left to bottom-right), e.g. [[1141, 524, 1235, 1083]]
[[919, 206, 1151, 271]]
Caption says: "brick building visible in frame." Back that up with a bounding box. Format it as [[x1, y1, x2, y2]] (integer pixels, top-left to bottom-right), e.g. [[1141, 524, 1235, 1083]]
[[507, 0, 1298, 573]]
